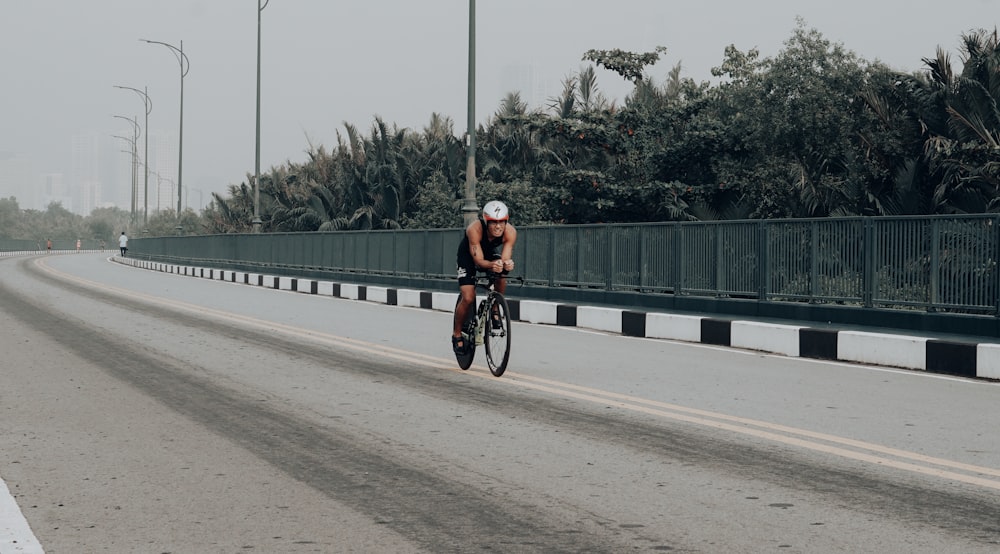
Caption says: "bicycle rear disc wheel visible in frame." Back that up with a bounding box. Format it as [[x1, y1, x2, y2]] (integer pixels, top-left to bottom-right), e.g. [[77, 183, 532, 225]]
[[484, 292, 511, 376]]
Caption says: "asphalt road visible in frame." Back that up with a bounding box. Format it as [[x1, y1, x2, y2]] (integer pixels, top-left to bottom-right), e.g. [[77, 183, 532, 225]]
[[1, 253, 999, 553]]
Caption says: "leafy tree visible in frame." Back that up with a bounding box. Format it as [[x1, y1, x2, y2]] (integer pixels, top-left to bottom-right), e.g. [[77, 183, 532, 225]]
[[860, 27, 1000, 214], [708, 19, 884, 218], [86, 206, 131, 242], [402, 171, 464, 229], [583, 46, 668, 83], [117, 25, 996, 232], [0, 197, 24, 239]]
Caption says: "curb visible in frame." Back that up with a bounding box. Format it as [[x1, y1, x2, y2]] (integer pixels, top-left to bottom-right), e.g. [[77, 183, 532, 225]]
[[113, 256, 1000, 381]]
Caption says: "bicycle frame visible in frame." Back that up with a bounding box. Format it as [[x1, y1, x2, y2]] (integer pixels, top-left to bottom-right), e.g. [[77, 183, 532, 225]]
[[455, 272, 512, 376]]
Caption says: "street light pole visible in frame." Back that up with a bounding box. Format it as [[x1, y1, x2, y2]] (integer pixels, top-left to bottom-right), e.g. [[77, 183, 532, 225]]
[[112, 115, 141, 223], [253, 0, 270, 233], [111, 134, 136, 223], [141, 38, 189, 230], [461, 0, 479, 226], [115, 145, 137, 222], [114, 85, 152, 228]]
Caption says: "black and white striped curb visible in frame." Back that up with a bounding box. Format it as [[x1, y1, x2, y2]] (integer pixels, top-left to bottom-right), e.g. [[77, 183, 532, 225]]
[[114, 256, 1000, 381]]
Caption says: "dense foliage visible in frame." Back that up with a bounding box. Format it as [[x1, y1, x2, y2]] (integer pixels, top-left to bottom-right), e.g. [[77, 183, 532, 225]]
[[5, 23, 998, 239]]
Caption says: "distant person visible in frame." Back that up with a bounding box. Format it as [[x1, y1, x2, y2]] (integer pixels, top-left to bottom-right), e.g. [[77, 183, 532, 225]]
[[46, 238, 52, 254], [76, 238, 81, 253], [118, 232, 128, 257], [100, 239, 106, 252]]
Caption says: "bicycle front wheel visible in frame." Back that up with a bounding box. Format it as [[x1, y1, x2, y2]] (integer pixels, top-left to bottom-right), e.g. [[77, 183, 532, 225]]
[[483, 292, 511, 377]]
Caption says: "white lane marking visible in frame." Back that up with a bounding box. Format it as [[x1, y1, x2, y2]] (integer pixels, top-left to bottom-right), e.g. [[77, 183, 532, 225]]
[[0, 478, 44, 553]]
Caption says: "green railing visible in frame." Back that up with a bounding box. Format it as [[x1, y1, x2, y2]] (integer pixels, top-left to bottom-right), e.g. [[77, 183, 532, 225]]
[[123, 214, 1000, 317]]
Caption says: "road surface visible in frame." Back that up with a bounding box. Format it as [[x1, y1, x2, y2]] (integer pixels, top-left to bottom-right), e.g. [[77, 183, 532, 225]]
[[1, 253, 998, 553]]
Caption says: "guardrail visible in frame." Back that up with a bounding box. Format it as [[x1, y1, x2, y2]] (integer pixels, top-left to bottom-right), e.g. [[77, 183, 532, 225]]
[[128, 215, 1000, 316], [8, 215, 998, 337]]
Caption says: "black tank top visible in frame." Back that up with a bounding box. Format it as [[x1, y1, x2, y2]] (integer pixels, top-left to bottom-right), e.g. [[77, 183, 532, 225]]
[[457, 219, 503, 263]]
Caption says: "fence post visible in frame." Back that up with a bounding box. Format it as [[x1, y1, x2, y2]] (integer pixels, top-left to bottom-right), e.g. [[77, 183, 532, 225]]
[[639, 226, 648, 290], [606, 226, 614, 290], [863, 217, 874, 308], [673, 222, 683, 295], [995, 215, 1000, 317], [757, 220, 768, 300], [548, 226, 556, 287], [810, 221, 819, 300], [715, 223, 725, 294], [929, 219, 940, 311]]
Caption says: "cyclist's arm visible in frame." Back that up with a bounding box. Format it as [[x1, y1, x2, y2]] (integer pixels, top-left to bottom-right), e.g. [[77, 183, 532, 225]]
[[500, 225, 517, 272]]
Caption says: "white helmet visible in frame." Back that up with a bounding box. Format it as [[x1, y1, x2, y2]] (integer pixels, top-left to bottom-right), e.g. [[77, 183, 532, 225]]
[[482, 200, 509, 222]]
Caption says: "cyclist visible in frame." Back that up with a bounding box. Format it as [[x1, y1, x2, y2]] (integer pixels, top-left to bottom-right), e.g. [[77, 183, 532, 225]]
[[452, 200, 517, 354]]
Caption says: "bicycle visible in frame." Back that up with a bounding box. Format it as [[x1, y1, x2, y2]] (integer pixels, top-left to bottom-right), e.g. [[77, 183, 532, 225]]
[[454, 272, 512, 376]]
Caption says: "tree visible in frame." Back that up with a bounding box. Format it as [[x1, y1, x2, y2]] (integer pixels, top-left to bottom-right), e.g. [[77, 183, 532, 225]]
[[0, 197, 23, 239], [86, 206, 131, 242], [860, 27, 1000, 214], [582, 46, 668, 83], [707, 19, 884, 218]]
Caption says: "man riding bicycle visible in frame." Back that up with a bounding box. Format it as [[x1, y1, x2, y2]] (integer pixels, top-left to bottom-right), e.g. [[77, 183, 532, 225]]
[[452, 200, 517, 354]]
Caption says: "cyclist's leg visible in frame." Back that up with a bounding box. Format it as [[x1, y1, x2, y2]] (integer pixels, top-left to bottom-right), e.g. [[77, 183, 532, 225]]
[[454, 260, 477, 337], [454, 283, 476, 337], [453, 276, 477, 353], [491, 274, 508, 325], [495, 275, 507, 294]]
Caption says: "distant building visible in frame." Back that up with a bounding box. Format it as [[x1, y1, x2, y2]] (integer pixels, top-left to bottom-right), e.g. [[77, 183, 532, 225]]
[[72, 134, 102, 216], [40, 173, 71, 211], [499, 63, 550, 112]]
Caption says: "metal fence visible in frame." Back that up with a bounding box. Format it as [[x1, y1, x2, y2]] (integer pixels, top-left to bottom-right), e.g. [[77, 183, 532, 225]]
[[121, 214, 1000, 316]]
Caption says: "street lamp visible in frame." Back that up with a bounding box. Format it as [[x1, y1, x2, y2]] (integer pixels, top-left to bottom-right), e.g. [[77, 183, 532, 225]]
[[111, 136, 136, 223], [115, 85, 152, 227], [461, 0, 479, 226], [141, 38, 189, 228], [253, 0, 270, 233], [116, 146, 137, 219], [112, 114, 140, 222]]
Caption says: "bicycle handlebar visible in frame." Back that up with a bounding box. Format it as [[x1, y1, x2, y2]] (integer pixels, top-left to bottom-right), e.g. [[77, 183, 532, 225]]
[[475, 272, 524, 291]]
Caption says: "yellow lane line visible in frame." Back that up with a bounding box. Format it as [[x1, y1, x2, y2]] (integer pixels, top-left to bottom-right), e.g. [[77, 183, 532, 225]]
[[505, 372, 1000, 479], [500, 375, 1000, 490]]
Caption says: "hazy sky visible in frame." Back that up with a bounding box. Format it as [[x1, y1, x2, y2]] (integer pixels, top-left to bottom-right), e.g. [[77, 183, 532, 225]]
[[2, 0, 997, 211]]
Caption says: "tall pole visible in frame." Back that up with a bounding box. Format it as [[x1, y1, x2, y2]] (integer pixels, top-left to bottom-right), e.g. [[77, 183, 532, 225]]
[[142, 38, 189, 230], [115, 146, 136, 223], [253, 0, 270, 233], [112, 140, 135, 221], [114, 85, 152, 227], [113, 115, 140, 223], [461, 0, 478, 226], [178, 40, 184, 223]]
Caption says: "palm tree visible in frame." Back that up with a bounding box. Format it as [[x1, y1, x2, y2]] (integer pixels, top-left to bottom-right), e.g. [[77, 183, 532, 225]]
[[927, 28, 1000, 212], [862, 28, 1000, 214]]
